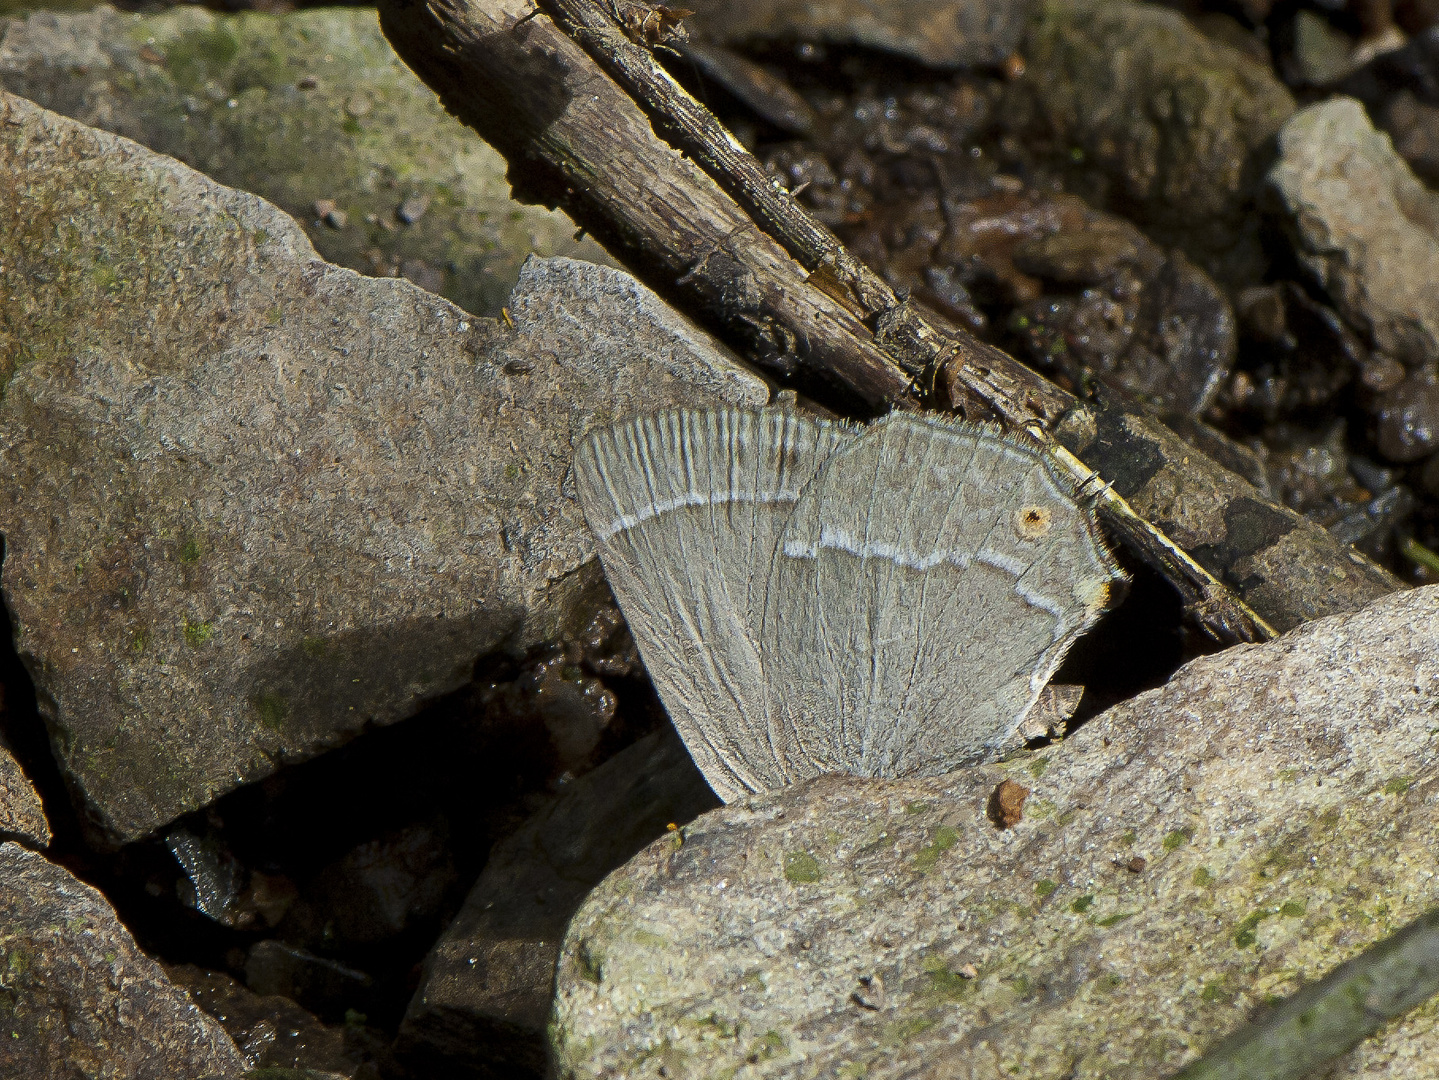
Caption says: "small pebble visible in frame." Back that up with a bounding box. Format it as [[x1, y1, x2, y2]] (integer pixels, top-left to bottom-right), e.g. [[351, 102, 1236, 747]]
[[310, 200, 348, 229], [1361, 353, 1407, 393], [987, 779, 1030, 829], [400, 258, 443, 294], [397, 193, 431, 225], [297, 74, 319, 90], [1372, 366, 1439, 462]]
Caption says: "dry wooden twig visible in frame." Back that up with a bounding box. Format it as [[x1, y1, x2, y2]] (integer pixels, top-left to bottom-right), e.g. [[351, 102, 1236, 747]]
[[1170, 906, 1439, 1080], [377, 0, 1403, 641]]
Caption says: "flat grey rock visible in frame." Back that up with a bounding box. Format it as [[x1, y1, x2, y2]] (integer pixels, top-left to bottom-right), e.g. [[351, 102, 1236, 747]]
[[400, 726, 717, 1078], [552, 585, 1439, 1079], [1269, 96, 1439, 372], [0, 4, 611, 316], [0, 90, 766, 844], [0, 739, 47, 847], [1016, 0, 1295, 287], [0, 842, 248, 1079], [683, 0, 1033, 70]]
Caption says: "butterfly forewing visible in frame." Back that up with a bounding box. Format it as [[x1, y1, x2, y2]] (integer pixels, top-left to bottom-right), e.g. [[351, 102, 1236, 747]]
[[573, 407, 850, 800]]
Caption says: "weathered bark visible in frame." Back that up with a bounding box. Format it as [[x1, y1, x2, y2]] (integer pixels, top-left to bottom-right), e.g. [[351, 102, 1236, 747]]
[[376, 0, 1404, 638]]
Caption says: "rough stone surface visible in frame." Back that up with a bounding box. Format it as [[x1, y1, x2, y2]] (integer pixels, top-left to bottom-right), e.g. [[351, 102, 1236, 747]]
[[1269, 96, 1439, 373], [0, 842, 248, 1079], [684, 0, 1033, 70], [1017, 0, 1295, 286], [0, 740, 47, 848], [0, 4, 610, 317], [401, 725, 717, 1079], [0, 91, 767, 844], [552, 586, 1439, 1079], [165, 962, 362, 1077]]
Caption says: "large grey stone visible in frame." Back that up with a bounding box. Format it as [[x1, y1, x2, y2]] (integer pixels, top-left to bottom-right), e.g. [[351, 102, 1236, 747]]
[[1269, 96, 1439, 372], [1015, 0, 1296, 287], [552, 585, 1439, 1079], [0, 739, 47, 848], [0, 4, 610, 317], [0, 842, 248, 1079], [0, 91, 767, 844], [400, 725, 717, 1079]]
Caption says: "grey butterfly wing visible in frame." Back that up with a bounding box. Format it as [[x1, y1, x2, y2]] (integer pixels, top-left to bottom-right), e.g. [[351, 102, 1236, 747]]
[[573, 407, 851, 801], [762, 413, 1120, 780]]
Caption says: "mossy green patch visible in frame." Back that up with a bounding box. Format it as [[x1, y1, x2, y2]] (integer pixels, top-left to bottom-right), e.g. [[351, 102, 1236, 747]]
[[1035, 879, 1058, 898], [182, 619, 214, 647], [1028, 757, 1048, 779], [1094, 911, 1134, 928], [300, 635, 327, 658], [631, 929, 668, 950], [90, 262, 122, 294], [1119, 829, 1136, 847], [882, 1015, 935, 1046], [904, 801, 931, 815], [1070, 894, 1095, 914], [164, 26, 241, 89], [178, 537, 203, 563], [252, 691, 290, 731], [1193, 866, 1215, 887], [1280, 899, 1307, 918], [783, 851, 823, 884], [1162, 827, 1194, 852], [1200, 978, 1235, 1004], [1234, 909, 1273, 949], [922, 957, 972, 1002], [130, 627, 152, 653], [1383, 776, 1413, 795], [575, 941, 603, 984], [913, 826, 960, 873], [749, 1030, 785, 1061]]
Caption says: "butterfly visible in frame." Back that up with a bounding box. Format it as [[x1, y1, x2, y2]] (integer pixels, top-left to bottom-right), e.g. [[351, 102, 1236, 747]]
[[573, 405, 1121, 801]]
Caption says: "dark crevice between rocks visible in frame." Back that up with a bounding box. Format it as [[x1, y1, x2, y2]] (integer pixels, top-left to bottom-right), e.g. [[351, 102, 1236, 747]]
[[0, 536, 669, 1069], [0, 539, 92, 863]]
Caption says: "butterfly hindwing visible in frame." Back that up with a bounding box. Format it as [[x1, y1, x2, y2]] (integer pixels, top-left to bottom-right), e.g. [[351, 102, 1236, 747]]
[[762, 413, 1120, 779]]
